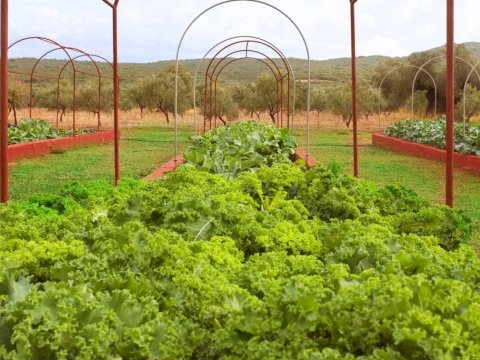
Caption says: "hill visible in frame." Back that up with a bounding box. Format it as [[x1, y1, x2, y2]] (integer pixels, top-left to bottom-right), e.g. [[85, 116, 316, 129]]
[[7, 42, 480, 89]]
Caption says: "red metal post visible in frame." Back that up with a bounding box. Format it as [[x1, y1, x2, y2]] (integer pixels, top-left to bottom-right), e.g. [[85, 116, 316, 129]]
[[72, 68, 77, 136], [214, 79, 217, 128], [446, 0, 454, 207], [103, 0, 120, 185], [287, 73, 291, 129], [350, 0, 359, 177], [112, 3, 120, 185], [204, 72, 208, 133], [1, 0, 8, 202], [280, 77, 283, 127]]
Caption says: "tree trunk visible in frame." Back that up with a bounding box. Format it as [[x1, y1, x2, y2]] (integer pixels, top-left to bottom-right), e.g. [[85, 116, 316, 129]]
[[140, 106, 144, 118], [269, 110, 276, 124], [345, 114, 353, 128], [218, 116, 226, 126], [160, 108, 170, 123], [13, 103, 18, 126]]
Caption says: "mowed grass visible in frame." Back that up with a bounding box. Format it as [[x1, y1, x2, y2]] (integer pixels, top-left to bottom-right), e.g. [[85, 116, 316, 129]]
[[304, 129, 480, 246], [9, 127, 191, 200]]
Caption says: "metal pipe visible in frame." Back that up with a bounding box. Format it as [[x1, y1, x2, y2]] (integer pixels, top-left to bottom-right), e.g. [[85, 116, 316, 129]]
[[462, 60, 480, 139], [446, 0, 454, 207], [1, 0, 8, 202], [350, 0, 358, 177], [102, 0, 120, 184], [112, 4, 120, 185]]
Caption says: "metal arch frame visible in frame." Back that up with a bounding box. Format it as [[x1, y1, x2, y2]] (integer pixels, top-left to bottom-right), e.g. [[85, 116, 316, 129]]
[[411, 55, 480, 116], [1, 1, 121, 202], [9, 37, 77, 127], [8, 38, 113, 136], [462, 60, 480, 138], [57, 54, 114, 131], [207, 53, 285, 131], [192, 35, 297, 136], [377, 64, 438, 127], [208, 56, 282, 130], [8, 38, 81, 135], [203, 40, 292, 132], [174, 0, 311, 166], [204, 45, 289, 131]]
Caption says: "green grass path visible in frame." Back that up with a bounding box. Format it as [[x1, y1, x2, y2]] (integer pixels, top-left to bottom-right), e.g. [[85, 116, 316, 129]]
[[9, 127, 190, 200]]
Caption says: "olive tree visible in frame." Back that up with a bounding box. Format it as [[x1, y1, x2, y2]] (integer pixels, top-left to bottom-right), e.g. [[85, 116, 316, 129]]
[[8, 80, 29, 125], [144, 65, 192, 123]]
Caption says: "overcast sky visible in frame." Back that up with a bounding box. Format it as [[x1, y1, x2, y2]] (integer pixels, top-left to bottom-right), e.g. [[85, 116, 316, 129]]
[[7, 0, 480, 63]]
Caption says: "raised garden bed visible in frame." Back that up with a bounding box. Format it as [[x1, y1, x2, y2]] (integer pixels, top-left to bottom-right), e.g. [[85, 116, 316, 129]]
[[372, 133, 480, 173], [144, 149, 318, 181], [8, 130, 115, 163]]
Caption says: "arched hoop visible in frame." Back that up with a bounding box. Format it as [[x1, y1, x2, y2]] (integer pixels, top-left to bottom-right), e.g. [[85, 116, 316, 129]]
[[174, 0, 311, 165], [192, 35, 297, 135], [377, 64, 437, 127], [411, 55, 480, 116], [9, 37, 114, 135], [207, 54, 285, 131], [462, 60, 480, 138], [204, 45, 288, 131], [57, 54, 114, 130], [203, 40, 292, 132]]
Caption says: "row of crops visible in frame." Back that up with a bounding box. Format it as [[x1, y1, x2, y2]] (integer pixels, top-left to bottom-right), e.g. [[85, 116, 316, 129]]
[[384, 117, 480, 156], [1, 121, 480, 358], [9, 118, 96, 145]]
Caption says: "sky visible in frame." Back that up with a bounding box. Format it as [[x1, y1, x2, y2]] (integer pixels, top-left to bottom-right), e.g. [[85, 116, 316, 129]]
[[7, 0, 480, 63]]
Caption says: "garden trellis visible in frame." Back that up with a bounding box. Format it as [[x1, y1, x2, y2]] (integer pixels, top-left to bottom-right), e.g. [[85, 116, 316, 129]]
[[203, 40, 292, 132], [8, 36, 113, 132], [192, 35, 297, 136]]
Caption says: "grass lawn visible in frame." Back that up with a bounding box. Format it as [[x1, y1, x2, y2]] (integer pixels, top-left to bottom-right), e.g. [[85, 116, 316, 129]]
[[305, 129, 480, 246], [9, 127, 190, 200]]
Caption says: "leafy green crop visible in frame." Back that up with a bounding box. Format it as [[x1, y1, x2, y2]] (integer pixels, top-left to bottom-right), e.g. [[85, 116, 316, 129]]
[[384, 116, 480, 155], [0, 159, 478, 358], [183, 121, 298, 178], [8, 118, 96, 145]]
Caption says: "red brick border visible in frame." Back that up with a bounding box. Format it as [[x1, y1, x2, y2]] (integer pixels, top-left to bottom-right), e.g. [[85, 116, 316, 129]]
[[8, 131, 115, 163], [294, 148, 319, 168], [143, 155, 184, 181], [144, 148, 319, 181], [372, 133, 480, 173]]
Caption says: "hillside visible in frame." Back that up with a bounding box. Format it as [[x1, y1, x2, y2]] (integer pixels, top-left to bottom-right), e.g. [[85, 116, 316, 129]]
[[8, 42, 480, 89]]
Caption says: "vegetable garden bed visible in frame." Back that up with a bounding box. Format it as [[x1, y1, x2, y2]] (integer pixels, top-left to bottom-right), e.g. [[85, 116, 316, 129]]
[[8, 130, 115, 163], [2, 122, 480, 358], [372, 133, 480, 173], [144, 149, 317, 181]]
